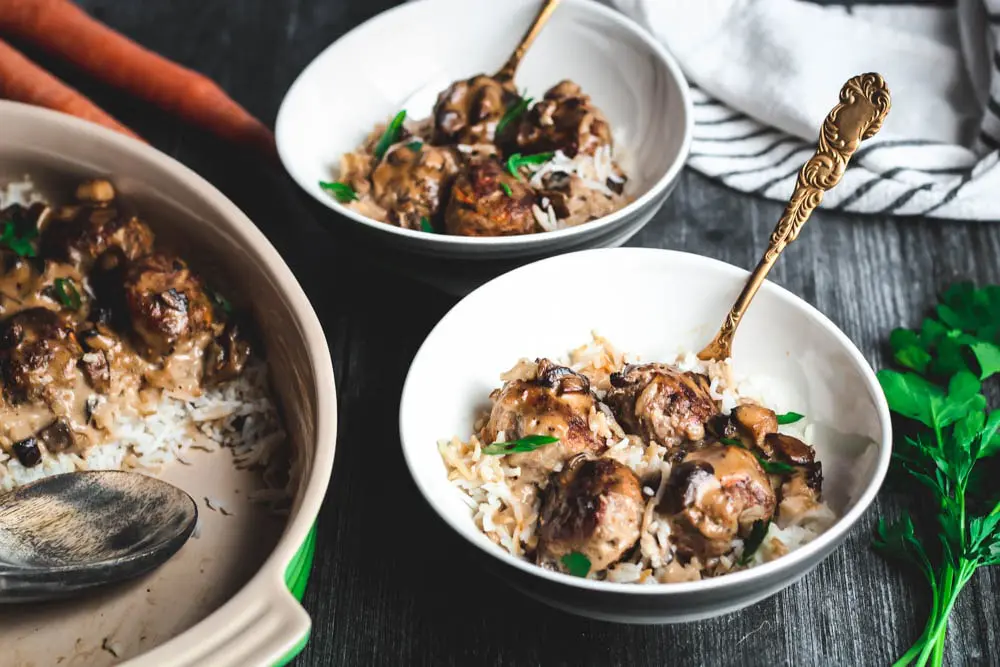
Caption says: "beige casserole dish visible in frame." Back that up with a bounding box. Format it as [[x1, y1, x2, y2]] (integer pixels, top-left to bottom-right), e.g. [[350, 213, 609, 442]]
[[0, 101, 337, 667]]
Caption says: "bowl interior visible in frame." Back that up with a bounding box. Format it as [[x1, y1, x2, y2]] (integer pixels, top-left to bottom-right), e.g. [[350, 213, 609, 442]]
[[276, 0, 689, 250], [400, 248, 890, 593], [0, 105, 329, 664]]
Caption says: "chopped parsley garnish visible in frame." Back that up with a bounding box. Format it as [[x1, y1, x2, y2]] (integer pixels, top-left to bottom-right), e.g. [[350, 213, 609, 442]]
[[0, 216, 38, 257], [496, 95, 533, 135], [720, 437, 743, 447], [560, 551, 591, 577], [505, 152, 554, 180], [374, 110, 407, 160], [319, 181, 358, 203], [482, 434, 559, 455], [500, 182, 513, 197], [739, 520, 769, 565], [53, 277, 81, 310], [406, 141, 423, 152], [776, 411, 805, 425], [209, 289, 233, 316], [756, 458, 796, 475], [873, 282, 1000, 665], [419, 217, 435, 233]]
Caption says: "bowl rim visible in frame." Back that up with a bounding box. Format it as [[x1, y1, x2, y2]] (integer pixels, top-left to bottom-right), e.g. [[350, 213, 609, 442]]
[[275, 0, 693, 250], [0, 100, 338, 664], [399, 247, 893, 596]]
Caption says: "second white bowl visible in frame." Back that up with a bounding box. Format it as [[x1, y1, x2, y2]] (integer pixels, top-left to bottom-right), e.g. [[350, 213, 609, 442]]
[[399, 248, 891, 624], [276, 0, 692, 261]]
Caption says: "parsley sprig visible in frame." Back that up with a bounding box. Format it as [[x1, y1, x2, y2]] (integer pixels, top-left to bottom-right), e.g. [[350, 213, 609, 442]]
[[0, 209, 39, 257], [506, 152, 554, 180], [53, 277, 81, 311], [482, 434, 558, 456], [496, 95, 533, 136], [374, 110, 407, 160], [875, 282, 1000, 666], [560, 551, 591, 577], [319, 181, 358, 203]]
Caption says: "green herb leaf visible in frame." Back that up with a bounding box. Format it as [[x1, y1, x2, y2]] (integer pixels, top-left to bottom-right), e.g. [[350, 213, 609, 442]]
[[374, 110, 407, 160], [500, 182, 513, 197], [419, 217, 435, 233], [969, 340, 1000, 380], [739, 520, 769, 565], [560, 551, 591, 577], [757, 458, 796, 475], [0, 217, 37, 258], [209, 289, 233, 317], [496, 95, 533, 135], [319, 180, 359, 203], [720, 437, 743, 447], [406, 141, 423, 152], [53, 277, 81, 310], [776, 411, 805, 425], [482, 434, 559, 455], [506, 152, 554, 180]]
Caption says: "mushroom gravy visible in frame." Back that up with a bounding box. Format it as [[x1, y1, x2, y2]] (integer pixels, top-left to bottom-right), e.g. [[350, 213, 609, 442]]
[[0, 179, 252, 470]]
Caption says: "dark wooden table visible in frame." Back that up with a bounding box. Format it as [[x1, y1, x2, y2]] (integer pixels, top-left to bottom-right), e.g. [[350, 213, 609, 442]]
[[34, 1, 999, 664]]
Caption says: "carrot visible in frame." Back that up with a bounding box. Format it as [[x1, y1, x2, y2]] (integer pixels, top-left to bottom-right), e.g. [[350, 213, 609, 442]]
[[0, 0, 276, 159], [0, 38, 141, 139]]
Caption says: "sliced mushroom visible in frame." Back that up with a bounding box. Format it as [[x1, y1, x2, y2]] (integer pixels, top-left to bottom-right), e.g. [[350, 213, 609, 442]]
[[732, 404, 778, 447], [37, 418, 75, 453], [203, 322, 251, 385]]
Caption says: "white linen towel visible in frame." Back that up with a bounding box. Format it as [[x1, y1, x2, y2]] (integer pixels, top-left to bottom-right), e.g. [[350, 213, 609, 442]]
[[611, 0, 1000, 220]]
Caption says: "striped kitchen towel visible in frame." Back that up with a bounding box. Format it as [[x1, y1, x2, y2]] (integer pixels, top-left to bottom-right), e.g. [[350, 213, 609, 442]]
[[611, 0, 1000, 220]]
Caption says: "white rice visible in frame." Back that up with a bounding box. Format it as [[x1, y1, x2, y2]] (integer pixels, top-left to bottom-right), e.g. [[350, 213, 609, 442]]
[[527, 145, 624, 197], [438, 333, 837, 584]]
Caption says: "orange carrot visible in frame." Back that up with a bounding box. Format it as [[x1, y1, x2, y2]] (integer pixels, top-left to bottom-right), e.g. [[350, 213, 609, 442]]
[[0, 0, 276, 159], [0, 38, 141, 139]]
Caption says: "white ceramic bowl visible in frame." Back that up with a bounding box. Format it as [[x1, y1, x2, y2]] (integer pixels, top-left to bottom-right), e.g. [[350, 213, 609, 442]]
[[276, 0, 692, 261], [0, 101, 337, 665], [399, 248, 892, 624]]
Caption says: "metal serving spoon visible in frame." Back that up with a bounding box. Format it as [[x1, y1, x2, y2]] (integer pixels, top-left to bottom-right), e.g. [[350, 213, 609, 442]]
[[698, 73, 892, 362], [0, 470, 197, 603], [494, 0, 561, 83]]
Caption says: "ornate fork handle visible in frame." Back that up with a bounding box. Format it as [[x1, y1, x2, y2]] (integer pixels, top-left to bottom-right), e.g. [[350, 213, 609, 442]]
[[698, 73, 891, 362]]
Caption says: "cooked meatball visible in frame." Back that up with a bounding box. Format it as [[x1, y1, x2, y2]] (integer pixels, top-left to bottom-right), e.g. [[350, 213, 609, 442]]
[[511, 80, 613, 157], [481, 359, 605, 483], [40, 182, 154, 271], [370, 143, 460, 230], [605, 363, 718, 453], [537, 456, 644, 572], [661, 444, 777, 560], [444, 159, 537, 236], [123, 253, 214, 357], [0, 307, 82, 404], [433, 74, 517, 145], [203, 321, 251, 385]]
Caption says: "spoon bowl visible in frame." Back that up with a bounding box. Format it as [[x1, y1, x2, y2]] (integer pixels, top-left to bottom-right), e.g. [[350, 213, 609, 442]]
[[0, 471, 197, 603]]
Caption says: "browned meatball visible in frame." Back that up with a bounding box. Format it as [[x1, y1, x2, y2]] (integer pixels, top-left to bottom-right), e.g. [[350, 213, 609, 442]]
[[432, 74, 517, 145], [661, 444, 777, 560], [0, 307, 82, 404], [370, 144, 460, 230], [511, 81, 613, 157], [605, 363, 718, 453], [123, 253, 214, 357], [444, 160, 537, 236], [537, 456, 644, 573], [40, 180, 154, 271], [481, 359, 605, 483], [203, 321, 251, 385]]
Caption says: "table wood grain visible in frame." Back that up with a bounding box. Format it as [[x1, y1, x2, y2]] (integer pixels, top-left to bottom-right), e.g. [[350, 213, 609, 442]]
[[28, 1, 1000, 664]]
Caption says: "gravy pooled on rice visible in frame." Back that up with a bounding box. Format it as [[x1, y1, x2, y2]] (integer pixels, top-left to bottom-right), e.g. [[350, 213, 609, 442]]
[[438, 335, 836, 583], [0, 178, 288, 502]]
